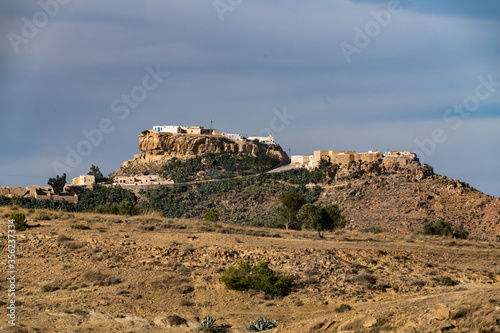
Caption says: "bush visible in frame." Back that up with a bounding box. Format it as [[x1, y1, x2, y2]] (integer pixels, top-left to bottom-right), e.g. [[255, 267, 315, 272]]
[[434, 276, 455, 286], [71, 224, 90, 230], [246, 317, 277, 332], [175, 284, 194, 294], [95, 201, 139, 216], [360, 227, 388, 234], [422, 220, 468, 239], [221, 261, 291, 296], [335, 304, 352, 313], [81, 270, 106, 282], [35, 212, 51, 221], [198, 314, 223, 332], [203, 208, 219, 222], [178, 297, 194, 306], [41, 284, 59, 293], [9, 212, 27, 231]]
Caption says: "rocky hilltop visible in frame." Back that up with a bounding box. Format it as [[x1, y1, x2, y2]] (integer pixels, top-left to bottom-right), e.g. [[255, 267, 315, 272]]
[[114, 130, 290, 176]]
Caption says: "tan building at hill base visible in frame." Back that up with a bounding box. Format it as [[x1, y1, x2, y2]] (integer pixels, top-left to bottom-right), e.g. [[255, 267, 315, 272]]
[[71, 175, 95, 187], [292, 150, 414, 169], [113, 175, 174, 187]]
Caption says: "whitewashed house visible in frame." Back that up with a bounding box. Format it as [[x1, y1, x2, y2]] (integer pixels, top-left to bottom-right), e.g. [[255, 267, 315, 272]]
[[153, 125, 182, 133]]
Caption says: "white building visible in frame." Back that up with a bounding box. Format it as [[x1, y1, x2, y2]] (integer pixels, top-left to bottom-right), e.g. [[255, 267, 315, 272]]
[[153, 125, 182, 133], [247, 134, 275, 145], [221, 132, 244, 141]]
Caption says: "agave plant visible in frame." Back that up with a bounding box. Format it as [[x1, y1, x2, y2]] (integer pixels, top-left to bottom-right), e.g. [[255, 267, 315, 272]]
[[246, 316, 277, 332], [198, 314, 223, 333]]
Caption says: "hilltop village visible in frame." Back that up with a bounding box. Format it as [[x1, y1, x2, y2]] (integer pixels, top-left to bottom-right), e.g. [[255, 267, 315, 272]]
[[152, 124, 275, 144], [0, 125, 419, 201], [151, 124, 419, 168]]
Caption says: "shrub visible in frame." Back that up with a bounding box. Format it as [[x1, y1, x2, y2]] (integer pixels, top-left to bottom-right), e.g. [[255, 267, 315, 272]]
[[35, 212, 51, 221], [203, 208, 219, 222], [81, 270, 106, 282], [41, 284, 59, 293], [451, 224, 469, 239], [360, 227, 388, 234], [175, 284, 194, 294], [57, 235, 71, 243], [335, 303, 352, 313], [246, 317, 277, 332], [62, 241, 82, 250], [355, 274, 377, 288], [198, 314, 223, 332], [9, 212, 27, 231], [178, 297, 194, 306], [95, 201, 139, 216], [422, 220, 468, 239], [221, 261, 291, 296], [71, 224, 90, 230], [434, 276, 455, 286]]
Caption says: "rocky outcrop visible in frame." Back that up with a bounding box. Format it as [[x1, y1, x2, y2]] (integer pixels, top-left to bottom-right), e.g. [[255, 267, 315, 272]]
[[114, 130, 290, 176], [319, 164, 498, 240]]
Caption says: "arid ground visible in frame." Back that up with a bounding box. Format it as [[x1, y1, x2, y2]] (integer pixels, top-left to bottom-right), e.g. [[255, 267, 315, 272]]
[[1, 207, 499, 332]]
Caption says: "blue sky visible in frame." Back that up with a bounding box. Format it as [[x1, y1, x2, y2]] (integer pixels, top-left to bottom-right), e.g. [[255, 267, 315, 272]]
[[0, 0, 499, 197]]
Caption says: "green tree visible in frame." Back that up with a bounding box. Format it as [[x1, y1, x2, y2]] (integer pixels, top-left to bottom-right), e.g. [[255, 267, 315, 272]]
[[48, 173, 66, 195], [10, 212, 27, 231], [278, 192, 306, 230], [88, 164, 105, 183], [323, 204, 346, 229], [297, 203, 346, 238]]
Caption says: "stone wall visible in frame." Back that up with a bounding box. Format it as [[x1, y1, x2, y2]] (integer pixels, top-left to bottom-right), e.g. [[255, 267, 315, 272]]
[[293, 150, 416, 169]]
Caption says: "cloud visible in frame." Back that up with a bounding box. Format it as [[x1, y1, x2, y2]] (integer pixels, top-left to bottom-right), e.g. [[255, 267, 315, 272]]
[[0, 0, 498, 197]]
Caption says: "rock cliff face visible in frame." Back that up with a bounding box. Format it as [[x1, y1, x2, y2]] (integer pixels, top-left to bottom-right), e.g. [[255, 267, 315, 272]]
[[114, 130, 290, 176]]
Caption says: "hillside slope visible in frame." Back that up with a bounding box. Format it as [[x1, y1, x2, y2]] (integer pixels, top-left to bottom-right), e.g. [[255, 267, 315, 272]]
[[316, 161, 499, 240], [110, 131, 498, 240]]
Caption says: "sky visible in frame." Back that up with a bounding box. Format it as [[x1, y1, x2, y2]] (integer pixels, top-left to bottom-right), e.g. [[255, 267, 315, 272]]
[[0, 0, 499, 197]]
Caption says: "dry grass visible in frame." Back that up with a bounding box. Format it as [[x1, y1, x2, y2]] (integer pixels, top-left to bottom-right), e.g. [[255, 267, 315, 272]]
[[137, 208, 164, 223], [0, 205, 498, 333]]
